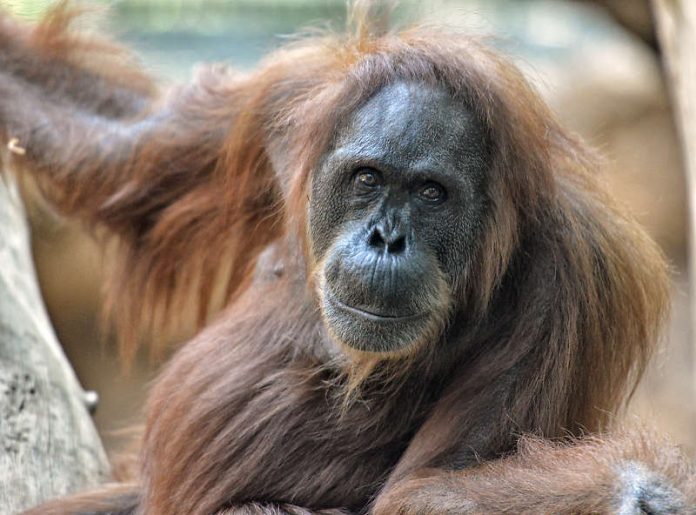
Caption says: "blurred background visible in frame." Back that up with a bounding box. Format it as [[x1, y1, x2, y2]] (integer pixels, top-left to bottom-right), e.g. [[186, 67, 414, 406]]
[[5, 0, 695, 459]]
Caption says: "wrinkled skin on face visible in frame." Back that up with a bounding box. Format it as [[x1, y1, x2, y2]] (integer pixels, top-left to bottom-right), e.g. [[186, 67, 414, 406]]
[[310, 81, 491, 354]]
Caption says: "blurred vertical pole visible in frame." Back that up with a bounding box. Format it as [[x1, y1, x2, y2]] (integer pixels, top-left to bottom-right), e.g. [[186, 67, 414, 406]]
[[652, 0, 696, 404]]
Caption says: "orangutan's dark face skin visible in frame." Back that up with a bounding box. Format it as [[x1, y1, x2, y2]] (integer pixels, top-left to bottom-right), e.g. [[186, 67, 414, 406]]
[[309, 81, 491, 354]]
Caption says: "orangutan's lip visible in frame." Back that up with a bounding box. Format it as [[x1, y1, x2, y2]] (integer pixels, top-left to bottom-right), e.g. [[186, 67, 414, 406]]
[[326, 293, 424, 323]]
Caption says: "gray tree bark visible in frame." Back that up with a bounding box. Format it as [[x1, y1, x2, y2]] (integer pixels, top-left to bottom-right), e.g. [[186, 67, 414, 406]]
[[652, 0, 696, 407], [0, 168, 109, 514]]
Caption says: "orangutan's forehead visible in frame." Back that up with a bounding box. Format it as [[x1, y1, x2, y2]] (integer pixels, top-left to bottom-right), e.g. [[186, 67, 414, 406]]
[[330, 81, 489, 177]]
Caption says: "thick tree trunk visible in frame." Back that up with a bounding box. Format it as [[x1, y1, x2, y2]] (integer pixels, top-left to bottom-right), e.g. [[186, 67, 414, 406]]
[[0, 169, 109, 513], [652, 0, 696, 401]]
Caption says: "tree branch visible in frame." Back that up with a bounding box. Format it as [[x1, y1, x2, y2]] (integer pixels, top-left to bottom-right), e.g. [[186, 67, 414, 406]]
[[0, 167, 109, 513]]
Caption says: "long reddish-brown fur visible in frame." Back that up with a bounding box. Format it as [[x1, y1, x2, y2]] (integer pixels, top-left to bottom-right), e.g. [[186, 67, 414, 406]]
[[1, 2, 694, 514]]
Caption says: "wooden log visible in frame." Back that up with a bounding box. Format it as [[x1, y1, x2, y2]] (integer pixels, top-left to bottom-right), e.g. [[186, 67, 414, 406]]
[[0, 169, 109, 513]]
